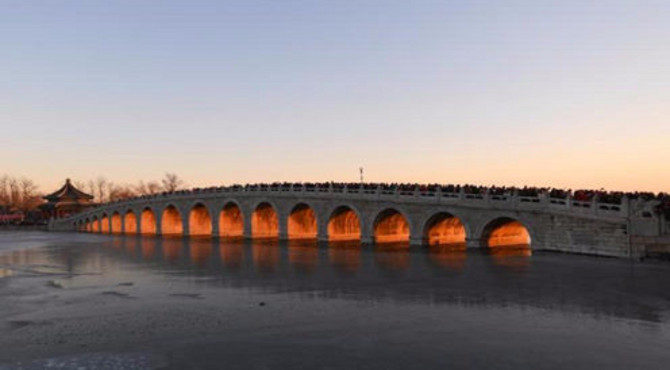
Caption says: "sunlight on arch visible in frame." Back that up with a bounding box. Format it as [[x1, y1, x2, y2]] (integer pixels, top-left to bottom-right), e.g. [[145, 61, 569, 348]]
[[327, 206, 361, 242], [424, 213, 466, 248], [219, 202, 244, 238], [110, 212, 122, 234], [92, 217, 100, 233], [140, 208, 156, 235], [373, 209, 410, 245], [124, 211, 137, 234], [189, 203, 212, 237], [85, 220, 91, 232], [100, 215, 110, 233], [483, 217, 531, 249], [288, 203, 317, 240], [161, 205, 183, 236], [251, 202, 278, 239]]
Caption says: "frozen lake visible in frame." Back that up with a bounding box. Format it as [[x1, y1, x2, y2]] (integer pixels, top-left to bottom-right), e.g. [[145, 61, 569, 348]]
[[0, 231, 669, 369]]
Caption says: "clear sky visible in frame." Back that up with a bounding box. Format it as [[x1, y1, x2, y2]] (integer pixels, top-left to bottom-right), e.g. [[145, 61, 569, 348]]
[[1, 1, 668, 193]]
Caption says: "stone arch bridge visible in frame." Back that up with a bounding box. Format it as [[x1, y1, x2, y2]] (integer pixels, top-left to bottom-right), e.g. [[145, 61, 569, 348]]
[[49, 184, 664, 258]]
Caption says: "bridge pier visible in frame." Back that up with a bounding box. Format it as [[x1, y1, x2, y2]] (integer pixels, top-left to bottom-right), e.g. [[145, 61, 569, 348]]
[[211, 211, 220, 238], [466, 238, 482, 249], [181, 215, 190, 237], [155, 214, 162, 237], [278, 214, 288, 241], [410, 237, 425, 247]]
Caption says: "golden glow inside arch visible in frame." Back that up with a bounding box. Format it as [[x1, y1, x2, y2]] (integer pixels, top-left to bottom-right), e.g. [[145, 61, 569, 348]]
[[161, 205, 183, 236], [485, 218, 531, 248], [140, 208, 156, 235], [424, 213, 466, 247], [328, 206, 361, 242], [374, 209, 410, 244], [288, 203, 317, 240], [251, 202, 278, 239], [219, 203, 244, 238], [92, 218, 100, 233], [85, 220, 91, 232], [100, 215, 110, 233], [110, 213, 122, 234], [189, 204, 212, 237], [124, 211, 137, 234]]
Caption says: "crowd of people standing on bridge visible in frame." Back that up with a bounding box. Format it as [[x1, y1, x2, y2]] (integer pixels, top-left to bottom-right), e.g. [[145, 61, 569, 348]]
[[105, 181, 670, 220]]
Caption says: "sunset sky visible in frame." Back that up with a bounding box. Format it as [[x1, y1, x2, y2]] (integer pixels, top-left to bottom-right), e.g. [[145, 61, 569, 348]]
[[2, 1, 668, 193]]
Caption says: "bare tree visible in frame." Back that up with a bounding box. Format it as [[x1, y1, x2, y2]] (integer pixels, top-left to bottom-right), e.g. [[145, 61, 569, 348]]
[[88, 180, 96, 200], [74, 180, 87, 192], [0, 175, 9, 207], [0, 175, 43, 213], [108, 184, 136, 202], [8, 178, 19, 210], [134, 180, 163, 196], [18, 178, 41, 213], [161, 173, 184, 193], [146, 181, 162, 195], [96, 177, 108, 203]]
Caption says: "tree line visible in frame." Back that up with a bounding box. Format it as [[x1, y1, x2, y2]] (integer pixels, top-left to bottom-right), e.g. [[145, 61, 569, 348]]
[[0, 173, 185, 213]]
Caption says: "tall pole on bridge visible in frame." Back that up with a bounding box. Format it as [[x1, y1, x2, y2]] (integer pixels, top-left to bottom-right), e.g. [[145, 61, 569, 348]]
[[359, 167, 364, 184]]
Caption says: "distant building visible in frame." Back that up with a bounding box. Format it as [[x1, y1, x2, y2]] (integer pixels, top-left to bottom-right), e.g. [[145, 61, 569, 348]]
[[41, 179, 95, 219], [0, 206, 24, 225]]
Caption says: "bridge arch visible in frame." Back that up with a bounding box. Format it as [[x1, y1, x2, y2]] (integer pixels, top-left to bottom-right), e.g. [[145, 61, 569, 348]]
[[189, 202, 212, 237], [140, 207, 157, 235], [84, 218, 91, 232], [373, 207, 411, 245], [251, 201, 279, 239], [219, 201, 244, 238], [161, 204, 183, 236], [288, 202, 318, 240], [124, 210, 137, 234], [110, 212, 122, 234], [422, 212, 468, 247], [478, 216, 533, 249], [327, 204, 362, 242], [100, 213, 110, 233]]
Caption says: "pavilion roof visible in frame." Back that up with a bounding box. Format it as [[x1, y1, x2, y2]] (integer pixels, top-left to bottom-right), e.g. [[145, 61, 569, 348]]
[[43, 178, 94, 201]]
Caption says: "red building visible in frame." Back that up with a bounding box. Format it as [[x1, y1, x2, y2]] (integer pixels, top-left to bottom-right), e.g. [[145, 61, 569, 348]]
[[41, 179, 95, 219]]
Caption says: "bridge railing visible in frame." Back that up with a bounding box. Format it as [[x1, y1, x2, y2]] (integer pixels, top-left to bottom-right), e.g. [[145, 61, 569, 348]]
[[64, 183, 639, 224]]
